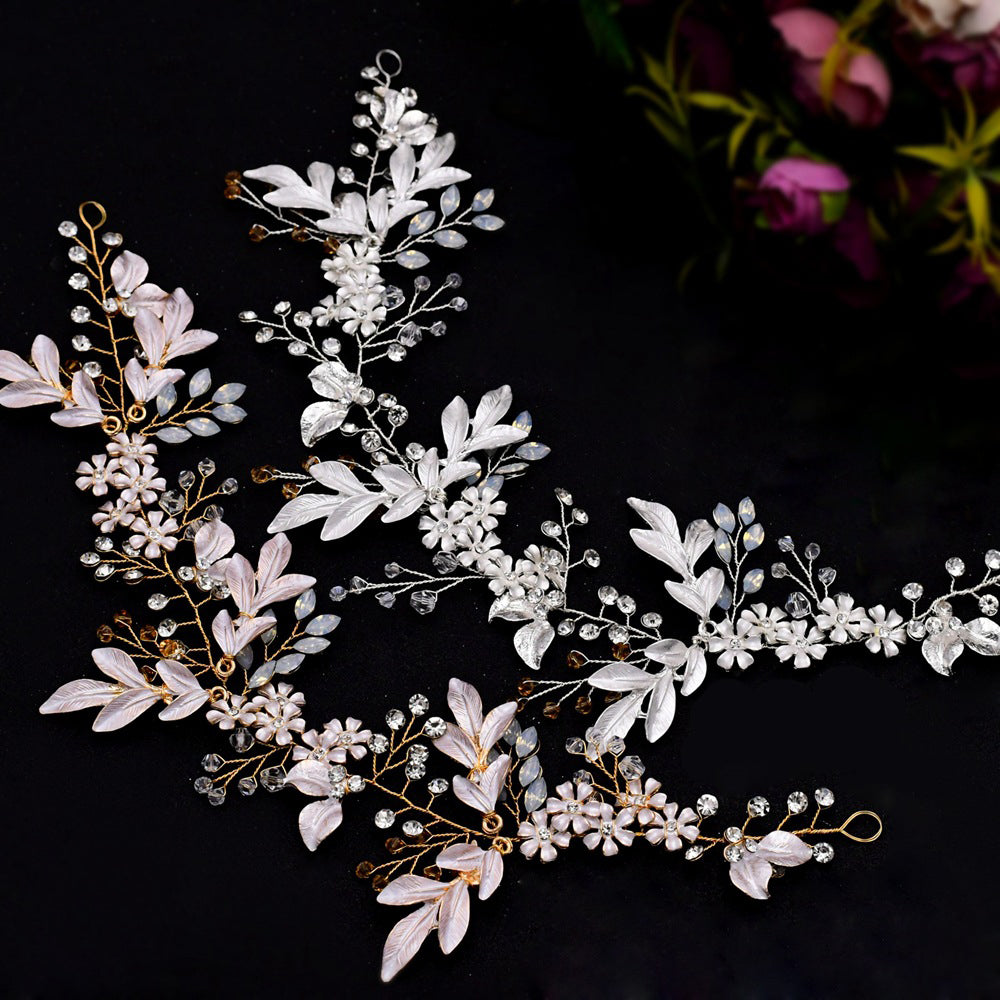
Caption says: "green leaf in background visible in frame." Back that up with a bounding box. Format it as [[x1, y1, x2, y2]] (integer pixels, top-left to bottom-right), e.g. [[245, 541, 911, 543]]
[[580, 0, 633, 72]]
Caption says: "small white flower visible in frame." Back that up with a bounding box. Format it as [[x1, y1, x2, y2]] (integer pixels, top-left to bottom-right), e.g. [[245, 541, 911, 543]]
[[113, 459, 167, 505], [369, 85, 438, 146], [546, 780, 600, 834], [583, 802, 634, 856], [620, 777, 668, 825], [337, 291, 386, 338], [253, 700, 306, 746], [418, 501, 466, 551], [740, 603, 787, 643], [75, 454, 120, 496], [93, 497, 140, 533], [862, 604, 907, 657], [482, 553, 530, 597], [775, 621, 827, 669], [644, 802, 700, 851], [128, 511, 179, 558], [310, 295, 339, 327], [455, 485, 507, 531], [519, 543, 565, 591], [205, 693, 252, 730], [518, 810, 568, 861], [816, 594, 870, 643], [456, 524, 503, 572], [708, 618, 763, 670], [106, 432, 157, 465], [322, 716, 371, 760]]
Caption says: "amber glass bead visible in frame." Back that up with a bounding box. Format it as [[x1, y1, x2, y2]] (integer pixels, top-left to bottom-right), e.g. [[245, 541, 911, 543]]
[[575, 696, 593, 715], [291, 226, 309, 242], [542, 701, 561, 720], [322, 236, 341, 253], [224, 170, 242, 182], [355, 861, 375, 879], [140, 665, 157, 683], [281, 483, 301, 500], [517, 678, 535, 697], [248, 224, 267, 243], [139, 625, 158, 641], [65, 359, 81, 373], [611, 642, 631, 660], [422, 865, 442, 880], [96, 625, 114, 643], [159, 639, 179, 657], [223, 185, 241, 200], [250, 466, 272, 484], [385, 837, 406, 855], [337, 454, 357, 469], [113, 610, 132, 626], [301, 455, 319, 470], [566, 651, 586, 670], [603, 692, 622, 704], [372, 874, 389, 891]]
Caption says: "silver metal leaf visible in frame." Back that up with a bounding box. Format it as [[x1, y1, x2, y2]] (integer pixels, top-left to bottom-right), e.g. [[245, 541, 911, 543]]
[[156, 382, 177, 416], [396, 250, 430, 270], [306, 614, 341, 636], [433, 229, 467, 249], [275, 652, 305, 675], [961, 618, 1000, 656], [471, 214, 504, 231], [212, 404, 247, 424], [523, 776, 548, 813], [513, 619, 554, 670], [294, 636, 330, 654], [472, 188, 494, 211], [189, 368, 212, 398], [156, 426, 191, 444], [295, 588, 316, 620], [212, 383, 246, 404], [408, 210, 436, 235], [185, 418, 220, 437]]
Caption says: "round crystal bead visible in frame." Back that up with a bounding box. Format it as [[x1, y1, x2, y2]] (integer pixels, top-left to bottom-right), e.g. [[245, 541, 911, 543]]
[[748, 796, 769, 817], [386, 709, 405, 730], [70, 305, 91, 323], [945, 557, 965, 577], [814, 787, 835, 807], [374, 809, 395, 829], [813, 842, 835, 863], [697, 794, 719, 817]]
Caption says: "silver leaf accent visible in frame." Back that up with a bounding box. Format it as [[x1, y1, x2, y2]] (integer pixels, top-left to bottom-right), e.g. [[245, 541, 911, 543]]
[[961, 618, 1000, 656], [513, 619, 554, 670], [300, 399, 349, 446], [921, 632, 964, 676]]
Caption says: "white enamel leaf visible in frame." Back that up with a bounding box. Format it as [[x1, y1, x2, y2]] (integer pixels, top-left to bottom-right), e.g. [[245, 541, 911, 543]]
[[479, 847, 504, 900], [729, 855, 775, 900], [590, 689, 644, 741], [921, 632, 965, 676], [284, 759, 331, 797], [755, 830, 814, 866], [380, 901, 439, 983], [158, 689, 209, 721], [628, 497, 689, 579], [437, 882, 470, 955], [446, 677, 483, 735], [644, 675, 676, 742], [644, 638, 688, 667], [513, 619, 554, 670], [433, 725, 478, 769], [378, 875, 446, 906], [680, 645, 707, 696], [436, 843, 485, 872], [91, 647, 145, 687], [298, 798, 343, 851], [479, 703, 518, 755], [92, 687, 160, 732], [39, 678, 119, 714], [587, 663, 656, 692]]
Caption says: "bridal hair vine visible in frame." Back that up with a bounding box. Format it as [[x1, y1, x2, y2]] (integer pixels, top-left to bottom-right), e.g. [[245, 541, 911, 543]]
[[12, 52, 996, 985]]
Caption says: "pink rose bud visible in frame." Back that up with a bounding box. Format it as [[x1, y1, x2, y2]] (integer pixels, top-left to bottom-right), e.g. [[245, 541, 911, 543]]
[[772, 8, 893, 126], [757, 157, 851, 235]]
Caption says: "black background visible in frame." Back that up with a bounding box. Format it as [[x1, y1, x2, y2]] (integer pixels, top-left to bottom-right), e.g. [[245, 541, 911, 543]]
[[2, 2, 998, 997]]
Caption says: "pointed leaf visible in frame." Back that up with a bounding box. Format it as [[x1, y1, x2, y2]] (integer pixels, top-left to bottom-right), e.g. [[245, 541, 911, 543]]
[[513, 619, 554, 670], [299, 798, 343, 851]]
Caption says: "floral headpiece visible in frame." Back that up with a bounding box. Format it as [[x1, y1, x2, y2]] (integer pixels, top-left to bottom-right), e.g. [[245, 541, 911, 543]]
[[12, 51, 995, 984]]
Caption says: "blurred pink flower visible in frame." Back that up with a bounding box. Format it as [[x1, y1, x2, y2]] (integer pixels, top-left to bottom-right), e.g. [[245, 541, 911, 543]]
[[757, 157, 851, 235], [832, 201, 882, 281], [915, 25, 1000, 94], [772, 8, 893, 126]]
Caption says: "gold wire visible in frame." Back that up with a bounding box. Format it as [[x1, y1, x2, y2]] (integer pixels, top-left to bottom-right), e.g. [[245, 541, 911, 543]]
[[838, 810, 883, 843], [78, 201, 107, 231]]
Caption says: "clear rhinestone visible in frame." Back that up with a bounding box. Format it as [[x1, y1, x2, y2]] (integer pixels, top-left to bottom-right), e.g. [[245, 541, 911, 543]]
[[787, 791, 808, 813], [606, 736, 626, 755], [578, 623, 600, 640], [423, 716, 447, 738], [573, 508, 589, 524], [748, 796, 769, 817], [347, 774, 365, 793], [147, 593, 168, 611], [376, 591, 396, 609], [368, 734, 389, 754], [260, 767, 286, 791], [374, 809, 395, 829], [79, 552, 100, 567], [70, 305, 91, 323], [583, 549, 600, 568], [405, 442, 426, 461], [68, 273, 89, 290], [804, 543, 821, 560], [201, 753, 223, 773], [723, 844, 744, 863], [697, 794, 718, 817], [724, 826, 743, 843], [541, 520, 562, 537], [254, 328, 273, 344], [979, 594, 998, 616], [572, 769, 594, 785], [640, 612, 662, 628], [814, 787, 835, 807], [813, 842, 835, 863], [618, 755, 645, 780], [428, 778, 448, 795], [557, 619, 575, 636], [385, 709, 405, 730], [82, 361, 102, 378], [193, 776, 213, 794], [616, 595, 636, 615], [408, 694, 429, 716], [555, 488, 573, 505], [402, 820, 424, 837], [237, 777, 257, 797], [101, 231, 123, 246], [925, 616, 943, 634], [986, 550, 1000, 571], [785, 591, 811, 619], [906, 619, 927, 639], [685, 845, 703, 861], [68, 245, 88, 263], [58, 220, 78, 237], [902, 582, 924, 601], [771, 562, 788, 578], [608, 625, 629, 644], [94, 537, 113, 552], [598, 586, 618, 605], [404, 761, 426, 780], [945, 557, 965, 577]]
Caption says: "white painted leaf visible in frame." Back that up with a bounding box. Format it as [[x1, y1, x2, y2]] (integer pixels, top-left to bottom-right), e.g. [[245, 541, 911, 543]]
[[92, 647, 145, 687], [628, 497, 689, 579], [380, 901, 438, 983], [378, 875, 446, 906], [644, 675, 676, 742], [39, 678, 118, 714], [437, 882, 470, 955], [479, 847, 504, 900], [447, 678, 483, 735], [590, 690, 644, 742], [513, 619, 554, 670], [298, 798, 343, 851], [729, 855, 774, 900], [92, 687, 160, 732], [479, 703, 518, 755], [921, 632, 964, 676], [680, 645, 707, 696], [756, 830, 814, 866], [158, 689, 209, 721], [587, 663, 656, 692], [284, 759, 331, 797], [645, 638, 688, 667]]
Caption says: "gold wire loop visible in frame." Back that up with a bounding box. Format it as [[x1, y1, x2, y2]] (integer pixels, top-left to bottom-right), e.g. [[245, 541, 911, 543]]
[[207, 686, 228, 703], [838, 810, 883, 843], [102, 415, 123, 435], [492, 837, 513, 856], [214, 656, 236, 680], [481, 812, 502, 835], [78, 201, 107, 231], [126, 403, 146, 423]]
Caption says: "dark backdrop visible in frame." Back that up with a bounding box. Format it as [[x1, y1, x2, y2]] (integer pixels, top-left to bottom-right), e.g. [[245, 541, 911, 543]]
[[2, 2, 998, 998]]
